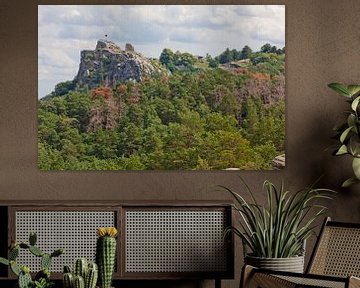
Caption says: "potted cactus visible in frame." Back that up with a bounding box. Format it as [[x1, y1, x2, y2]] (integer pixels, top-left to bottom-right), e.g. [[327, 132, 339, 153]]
[[62, 258, 98, 288], [96, 227, 118, 288], [0, 232, 63, 288]]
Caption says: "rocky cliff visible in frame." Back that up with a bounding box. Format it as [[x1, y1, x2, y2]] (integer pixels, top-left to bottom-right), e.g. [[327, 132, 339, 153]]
[[74, 40, 159, 89]]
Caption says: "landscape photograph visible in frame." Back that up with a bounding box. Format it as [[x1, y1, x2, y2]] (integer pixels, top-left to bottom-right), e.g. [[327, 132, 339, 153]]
[[38, 5, 286, 170]]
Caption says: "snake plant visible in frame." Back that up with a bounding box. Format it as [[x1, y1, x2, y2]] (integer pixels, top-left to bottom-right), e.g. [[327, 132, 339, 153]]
[[328, 82, 360, 187], [222, 179, 335, 258]]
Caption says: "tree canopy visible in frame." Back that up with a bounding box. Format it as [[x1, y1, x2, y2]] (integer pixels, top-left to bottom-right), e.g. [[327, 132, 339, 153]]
[[38, 44, 285, 170]]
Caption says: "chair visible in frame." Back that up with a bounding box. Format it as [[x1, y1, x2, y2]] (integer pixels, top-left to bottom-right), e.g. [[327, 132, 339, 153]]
[[241, 217, 360, 288]]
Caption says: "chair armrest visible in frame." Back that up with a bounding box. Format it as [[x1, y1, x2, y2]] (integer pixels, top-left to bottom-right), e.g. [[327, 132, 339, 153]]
[[240, 265, 350, 288], [240, 265, 255, 288], [240, 265, 296, 288], [349, 276, 360, 288]]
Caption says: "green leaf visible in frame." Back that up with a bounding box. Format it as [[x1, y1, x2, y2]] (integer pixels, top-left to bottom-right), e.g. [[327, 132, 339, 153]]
[[352, 157, 360, 179], [347, 114, 356, 128], [349, 135, 360, 156], [351, 96, 360, 111], [336, 145, 348, 155], [0, 257, 9, 266], [10, 261, 20, 276], [342, 177, 360, 188], [328, 83, 351, 97], [347, 85, 360, 96], [223, 179, 335, 258], [340, 126, 352, 143]]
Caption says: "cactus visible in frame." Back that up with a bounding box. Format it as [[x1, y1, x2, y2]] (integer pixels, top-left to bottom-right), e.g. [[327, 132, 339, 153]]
[[19, 243, 30, 249], [64, 265, 72, 273], [51, 248, 64, 257], [74, 275, 85, 288], [21, 265, 30, 274], [29, 232, 37, 246], [35, 268, 50, 281], [18, 270, 32, 288], [74, 258, 88, 279], [63, 260, 98, 288], [41, 253, 52, 270], [85, 263, 98, 288], [0, 232, 64, 288], [62, 265, 74, 288], [96, 227, 118, 288], [63, 272, 74, 288], [9, 246, 19, 260], [29, 245, 44, 257]]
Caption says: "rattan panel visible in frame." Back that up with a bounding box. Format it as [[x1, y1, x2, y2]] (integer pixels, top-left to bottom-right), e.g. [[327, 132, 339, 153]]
[[277, 275, 345, 288], [125, 210, 227, 273], [15, 211, 115, 272], [310, 226, 360, 277]]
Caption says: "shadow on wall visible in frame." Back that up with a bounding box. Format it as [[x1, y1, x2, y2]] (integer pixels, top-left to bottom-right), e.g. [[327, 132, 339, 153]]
[[297, 110, 360, 221]]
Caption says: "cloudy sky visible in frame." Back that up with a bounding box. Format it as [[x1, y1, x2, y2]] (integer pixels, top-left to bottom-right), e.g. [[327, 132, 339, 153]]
[[38, 5, 285, 98]]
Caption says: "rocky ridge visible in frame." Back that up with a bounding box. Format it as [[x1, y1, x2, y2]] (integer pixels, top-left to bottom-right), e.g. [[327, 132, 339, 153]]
[[75, 40, 159, 89]]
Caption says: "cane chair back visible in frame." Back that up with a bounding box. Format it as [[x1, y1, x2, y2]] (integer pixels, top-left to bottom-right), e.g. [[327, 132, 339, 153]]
[[307, 217, 360, 278], [241, 217, 360, 288]]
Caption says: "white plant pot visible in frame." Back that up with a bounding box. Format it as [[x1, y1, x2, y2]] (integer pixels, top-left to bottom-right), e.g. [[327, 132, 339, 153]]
[[245, 254, 305, 273]]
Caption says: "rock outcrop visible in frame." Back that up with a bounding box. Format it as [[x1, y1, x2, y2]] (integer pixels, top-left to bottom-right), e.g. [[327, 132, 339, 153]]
[[74, 40, 158, 89], [125, 43, 134, 52], [272, 154, 285, 169]]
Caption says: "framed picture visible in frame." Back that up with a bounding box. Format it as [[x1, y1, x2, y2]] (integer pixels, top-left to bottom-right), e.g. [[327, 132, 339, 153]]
[[38, 5, 285, 170]]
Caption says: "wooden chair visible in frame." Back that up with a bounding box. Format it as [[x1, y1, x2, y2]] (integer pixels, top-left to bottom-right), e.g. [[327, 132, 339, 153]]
[[241, 217, 360, 288]]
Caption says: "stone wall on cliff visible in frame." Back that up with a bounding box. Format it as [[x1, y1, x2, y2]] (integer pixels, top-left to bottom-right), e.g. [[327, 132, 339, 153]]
[[75, 40, 159, 89]]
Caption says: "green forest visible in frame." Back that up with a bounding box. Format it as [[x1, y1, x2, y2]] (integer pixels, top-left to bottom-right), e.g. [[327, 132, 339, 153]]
[[38, 44, 285, 170]]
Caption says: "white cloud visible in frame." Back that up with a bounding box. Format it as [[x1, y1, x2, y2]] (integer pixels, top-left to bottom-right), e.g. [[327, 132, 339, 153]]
[[60, 8, 80, 19], [38, 5, 285, 98]]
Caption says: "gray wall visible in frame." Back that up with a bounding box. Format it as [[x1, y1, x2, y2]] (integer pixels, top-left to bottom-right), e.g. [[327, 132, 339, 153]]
[[1, 0, 360, 287]]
